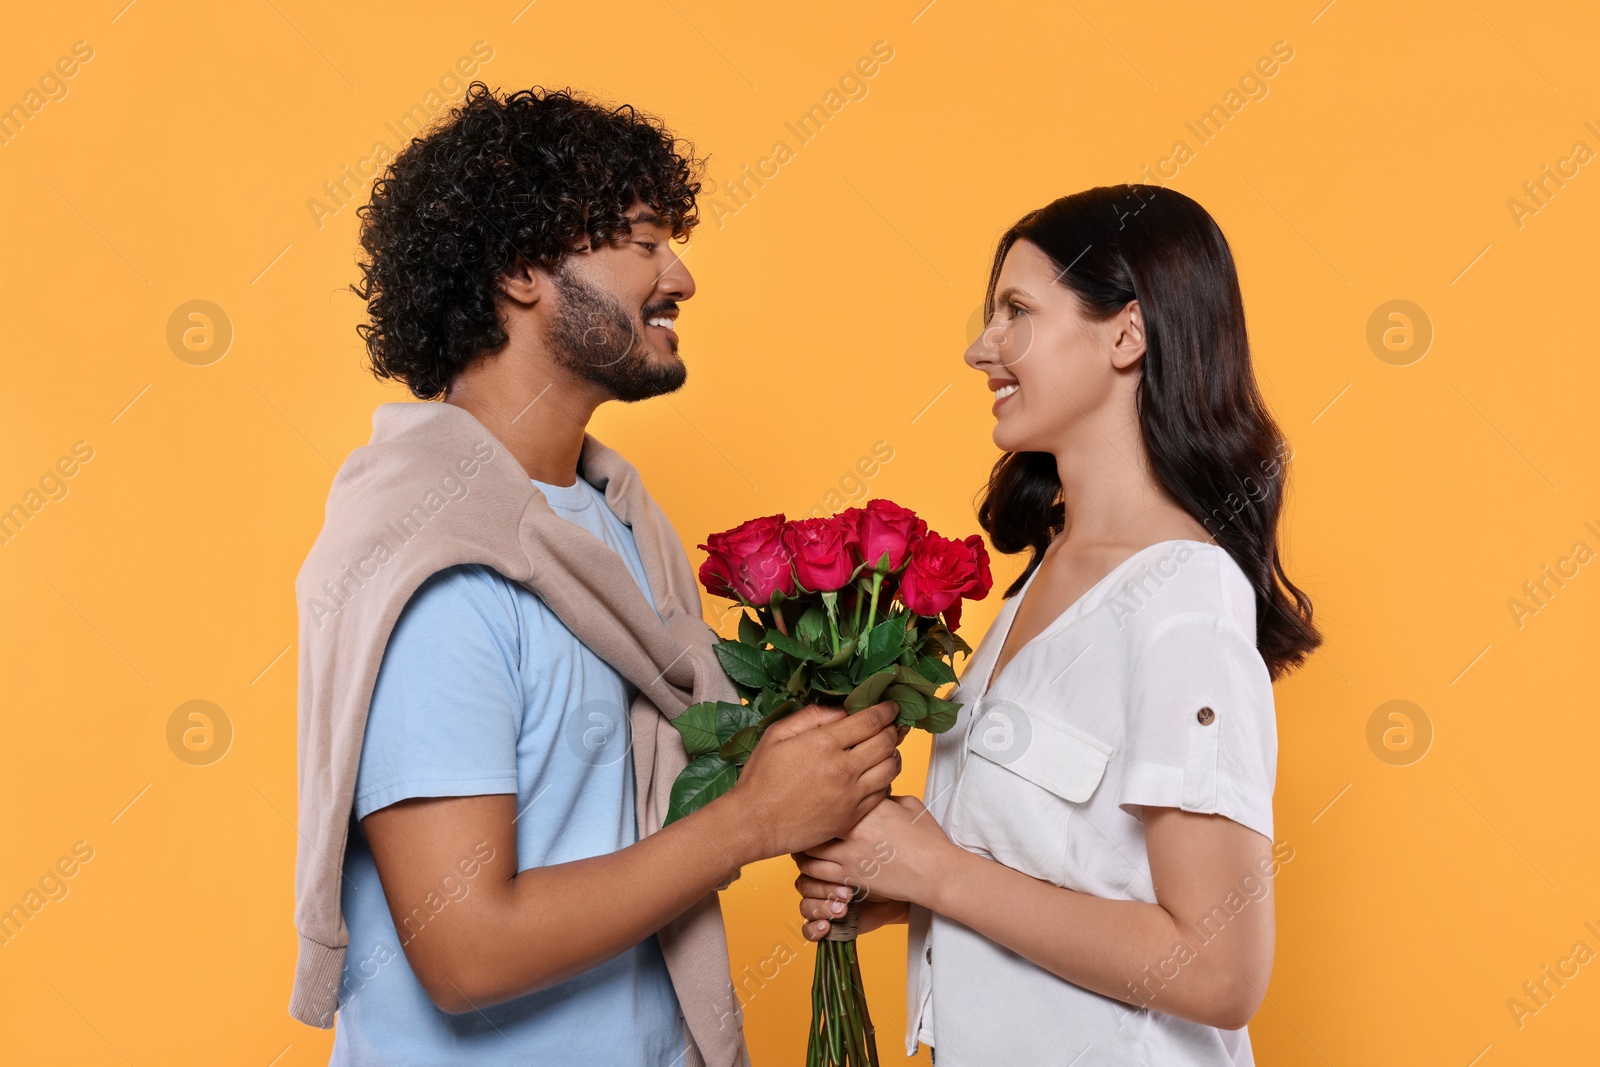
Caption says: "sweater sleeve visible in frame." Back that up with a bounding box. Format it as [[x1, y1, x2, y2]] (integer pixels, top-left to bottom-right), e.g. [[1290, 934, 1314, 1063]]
[[352, 564, 523, 820]]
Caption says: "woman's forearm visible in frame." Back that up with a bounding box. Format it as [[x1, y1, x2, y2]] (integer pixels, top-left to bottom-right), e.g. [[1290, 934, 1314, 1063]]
[[927, 847, 1265, 1029]]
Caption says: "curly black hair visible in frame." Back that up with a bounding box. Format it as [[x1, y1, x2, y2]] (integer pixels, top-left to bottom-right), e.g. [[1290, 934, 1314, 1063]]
[[351, 82, 705, 400]]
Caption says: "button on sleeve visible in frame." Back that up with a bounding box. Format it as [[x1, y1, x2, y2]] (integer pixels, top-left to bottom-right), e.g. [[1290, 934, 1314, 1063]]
[[1115, 611, 1277, 841]]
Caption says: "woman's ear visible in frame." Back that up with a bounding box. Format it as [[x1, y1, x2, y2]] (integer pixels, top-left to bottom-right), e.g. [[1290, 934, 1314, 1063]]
[[1109, 299, 1147, 371], [497, 254, 544, 307]]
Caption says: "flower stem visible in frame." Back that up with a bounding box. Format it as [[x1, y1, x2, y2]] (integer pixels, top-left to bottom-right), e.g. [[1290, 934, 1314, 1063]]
[[866, 571, 885, 631], [822, 591, 841, 656], [847, 944, 880, 1067]]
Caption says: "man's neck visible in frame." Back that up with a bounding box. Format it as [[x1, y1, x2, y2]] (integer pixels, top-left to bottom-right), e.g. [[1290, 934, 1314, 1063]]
[[443, 354, 604, 487]]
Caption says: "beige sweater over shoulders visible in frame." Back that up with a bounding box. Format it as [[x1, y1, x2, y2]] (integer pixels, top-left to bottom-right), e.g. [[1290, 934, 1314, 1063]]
[[289, 400, 749, 1067]]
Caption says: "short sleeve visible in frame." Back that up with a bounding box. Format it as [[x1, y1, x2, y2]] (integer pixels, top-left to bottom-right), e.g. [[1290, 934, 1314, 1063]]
[[353, 564, 523, 821], [1116, 611, 1277, 841]]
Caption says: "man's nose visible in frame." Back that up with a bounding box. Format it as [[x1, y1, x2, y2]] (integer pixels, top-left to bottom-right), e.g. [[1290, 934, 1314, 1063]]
[[659, 248, 696, 301]]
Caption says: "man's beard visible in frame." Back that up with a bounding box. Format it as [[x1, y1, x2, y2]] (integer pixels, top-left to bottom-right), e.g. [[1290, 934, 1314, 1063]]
[[545, 263, 686, 402]]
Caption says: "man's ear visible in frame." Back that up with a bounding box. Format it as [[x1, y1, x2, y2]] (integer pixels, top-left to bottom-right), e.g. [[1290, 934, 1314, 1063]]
[[1109, 299, 1147, 371], [497, 255, 546, 308]]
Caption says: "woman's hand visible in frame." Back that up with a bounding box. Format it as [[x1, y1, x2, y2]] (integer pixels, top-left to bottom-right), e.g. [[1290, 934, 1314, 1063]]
[[795, 794, 957, 913], [793, 860, 909, 942], [792, 880, 909, 942]]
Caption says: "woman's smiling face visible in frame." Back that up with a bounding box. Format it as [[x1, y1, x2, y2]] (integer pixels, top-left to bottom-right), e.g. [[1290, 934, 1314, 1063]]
[[963, 238, 1144, 455]]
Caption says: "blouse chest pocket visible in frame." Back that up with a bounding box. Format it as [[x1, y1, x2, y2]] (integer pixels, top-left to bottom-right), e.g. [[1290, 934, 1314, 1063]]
[[944, 697, 1115, 890]]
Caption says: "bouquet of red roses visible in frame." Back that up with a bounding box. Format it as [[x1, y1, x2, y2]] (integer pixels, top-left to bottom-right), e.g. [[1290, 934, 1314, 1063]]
[[667, 498, 993, 1067]]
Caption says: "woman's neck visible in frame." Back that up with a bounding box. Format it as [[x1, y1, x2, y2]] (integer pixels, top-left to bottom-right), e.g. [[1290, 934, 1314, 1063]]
[[1049, 439, 1213, 550]]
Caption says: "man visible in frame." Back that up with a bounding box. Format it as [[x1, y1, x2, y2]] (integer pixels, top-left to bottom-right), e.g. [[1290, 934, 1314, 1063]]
[[289, 84, 900, 1065]]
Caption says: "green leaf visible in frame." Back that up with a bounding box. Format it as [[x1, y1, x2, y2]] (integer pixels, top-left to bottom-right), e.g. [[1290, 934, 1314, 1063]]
[[885, 682, 931, 720], [915, 653, 958, 687], [738, 611, 765, 647], [786, 661, 811, 695], [795, 602, 827, 644], [714, 640, 771, 690], [921, 695, 961, 733], [670, 701, 723, 759], [761, 648, 793, 686], [823, 636, 857, 669], [717, 725, 761, 766], [767, 628, 825, 663], [892, 664, 939, 695], [812, 668, 855, 695], [919, 622, 972, 660], [844, 668, 897, 712], [756, 695, 803, 730], [714, 701, 760, 744], [859, 618, 907, 678], [665, 753, 739, 824], [747, 687, 770, 719]]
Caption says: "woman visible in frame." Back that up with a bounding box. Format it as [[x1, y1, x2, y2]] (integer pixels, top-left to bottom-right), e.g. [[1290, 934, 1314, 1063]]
[[793, 184, 1321, 1064]]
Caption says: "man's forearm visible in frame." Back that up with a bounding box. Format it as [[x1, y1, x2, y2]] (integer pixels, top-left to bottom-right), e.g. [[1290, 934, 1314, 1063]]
[[431, 795, 762, 1011]]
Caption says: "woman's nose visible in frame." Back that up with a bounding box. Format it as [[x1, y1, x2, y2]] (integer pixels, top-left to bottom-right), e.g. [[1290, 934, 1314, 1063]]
[[964, 313, 1000, 369]]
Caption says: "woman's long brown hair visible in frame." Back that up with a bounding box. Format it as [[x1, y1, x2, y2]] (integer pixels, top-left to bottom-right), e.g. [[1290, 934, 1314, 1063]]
[[976, 184, 1321, 680]]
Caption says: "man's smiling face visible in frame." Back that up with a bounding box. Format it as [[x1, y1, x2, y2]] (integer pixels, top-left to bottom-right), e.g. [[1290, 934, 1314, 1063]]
[[543, 200, 697, 402]]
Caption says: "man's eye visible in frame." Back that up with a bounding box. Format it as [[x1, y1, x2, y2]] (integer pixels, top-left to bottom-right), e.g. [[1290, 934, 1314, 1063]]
[[638, 240, 658, 253]]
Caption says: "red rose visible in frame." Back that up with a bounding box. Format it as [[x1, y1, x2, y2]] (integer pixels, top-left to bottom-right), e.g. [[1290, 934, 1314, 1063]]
[[697, 551, 739, 601], [698, 514, 797, 604], [782, 515, 859, 593], [962, 534, 994, 601], [833, 506, 870, 569], [899, 533, 993, 631], [856, 499, 927, 573]]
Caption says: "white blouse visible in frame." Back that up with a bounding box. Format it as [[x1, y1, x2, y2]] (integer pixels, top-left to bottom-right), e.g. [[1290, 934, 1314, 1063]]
[[905, 539, 1278, 1065]]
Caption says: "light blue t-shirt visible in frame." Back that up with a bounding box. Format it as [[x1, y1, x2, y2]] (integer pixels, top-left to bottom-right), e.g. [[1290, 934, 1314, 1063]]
[[330, 476, 683, 1066]]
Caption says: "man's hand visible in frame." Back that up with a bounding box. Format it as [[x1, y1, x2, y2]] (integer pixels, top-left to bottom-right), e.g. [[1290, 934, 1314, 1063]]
[[716, 700, 902, 863], [359, 699, 903, 1013]]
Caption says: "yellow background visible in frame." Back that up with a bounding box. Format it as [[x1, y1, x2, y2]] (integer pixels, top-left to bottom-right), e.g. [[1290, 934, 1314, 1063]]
[[3, 0, 1597, 1062]]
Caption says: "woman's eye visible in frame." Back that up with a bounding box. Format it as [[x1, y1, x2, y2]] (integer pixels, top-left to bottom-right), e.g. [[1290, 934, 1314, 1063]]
[[1008, 301, 1027, 317]]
